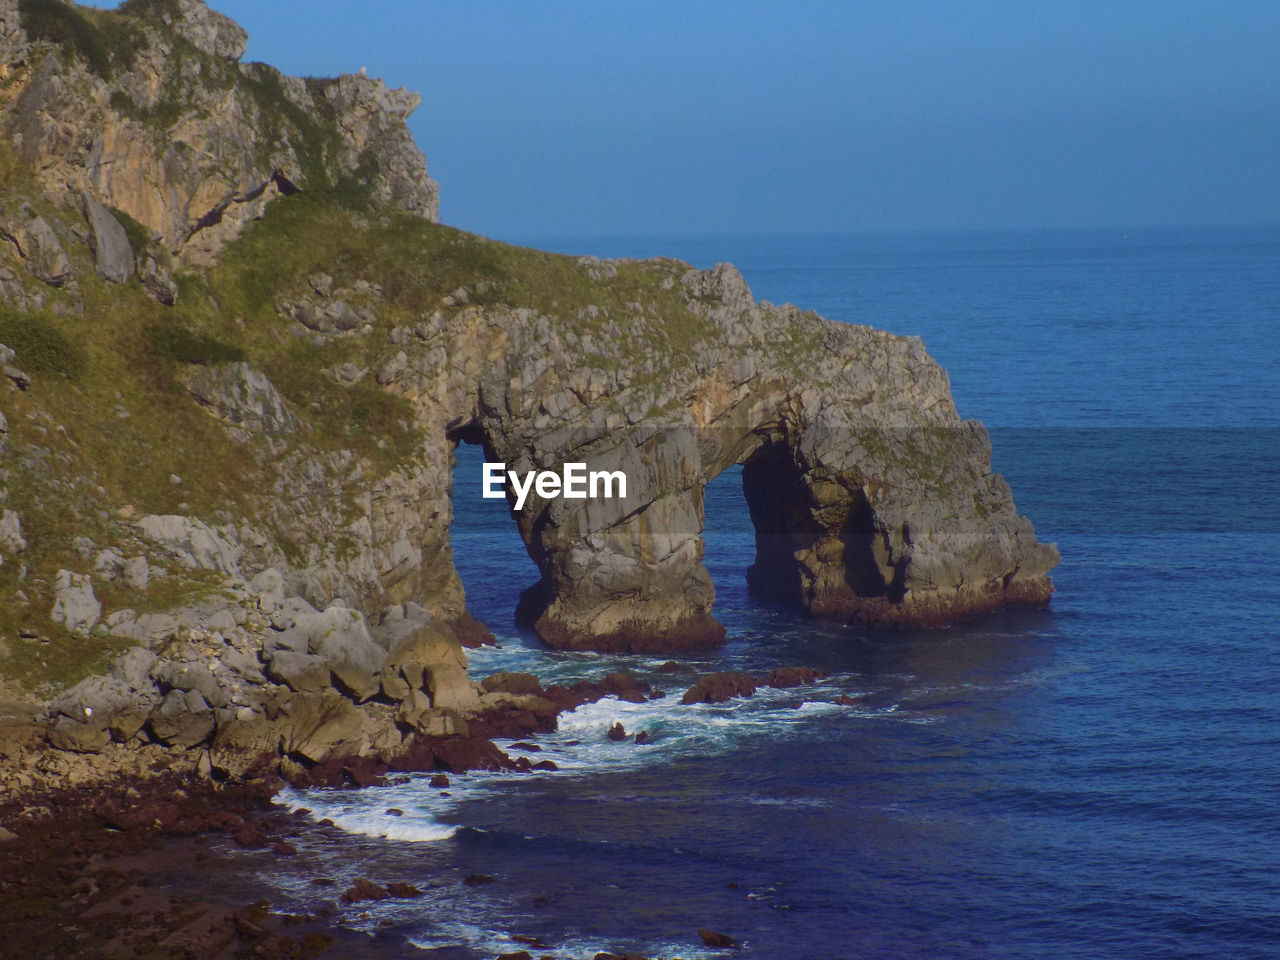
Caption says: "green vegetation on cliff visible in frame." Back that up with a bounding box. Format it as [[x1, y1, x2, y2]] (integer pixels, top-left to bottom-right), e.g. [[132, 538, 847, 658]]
[[0, 184, 728, 693]]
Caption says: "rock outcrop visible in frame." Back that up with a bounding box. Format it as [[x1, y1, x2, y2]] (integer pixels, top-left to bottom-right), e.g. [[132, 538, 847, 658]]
[[0, 0, 438, 264]]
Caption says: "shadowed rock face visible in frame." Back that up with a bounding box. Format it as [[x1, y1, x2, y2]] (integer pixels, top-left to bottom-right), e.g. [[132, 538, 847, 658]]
[[398, 261, 1059, 653]]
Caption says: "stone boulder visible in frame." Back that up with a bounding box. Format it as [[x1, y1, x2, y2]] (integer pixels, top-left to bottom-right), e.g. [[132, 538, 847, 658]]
[[48, 647, 160, 746], [151, 661, 228, 708], [47, 716, 110, 753], [330, 660, 379, 703], [0, 205, 70, 286], [480, 672, 542, 696], [80, 192, 133, 283], [148, 689, 215, 748], [271, 603, 388, 677], [266, 650, 331, 693], [280, 691, 372, 764], [375, 606, 478, 713], [50, 570, 100, 635], [0, 509, 24, 557], [680, 672, 759, 705], [152, 0, 249, 61]]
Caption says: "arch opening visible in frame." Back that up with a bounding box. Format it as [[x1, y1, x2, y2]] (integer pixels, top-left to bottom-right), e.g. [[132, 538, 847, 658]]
[[447, 433, 541, 642], [740, 442, 818, 606]]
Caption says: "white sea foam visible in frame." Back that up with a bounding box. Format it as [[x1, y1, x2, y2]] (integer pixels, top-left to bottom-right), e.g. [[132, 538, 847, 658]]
[[279, 656, 937, 851], [278, 782, 460, 842]]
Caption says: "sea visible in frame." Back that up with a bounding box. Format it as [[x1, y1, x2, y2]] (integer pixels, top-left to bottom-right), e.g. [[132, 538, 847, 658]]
[[234, 227, 1280, 959]]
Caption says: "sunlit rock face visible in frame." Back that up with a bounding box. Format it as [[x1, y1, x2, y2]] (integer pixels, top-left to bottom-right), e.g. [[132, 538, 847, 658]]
[[0, 0, 438, 265]]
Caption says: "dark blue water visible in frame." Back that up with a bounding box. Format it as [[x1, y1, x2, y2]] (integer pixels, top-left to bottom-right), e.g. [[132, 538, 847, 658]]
[[269, 227, 1280, 959]]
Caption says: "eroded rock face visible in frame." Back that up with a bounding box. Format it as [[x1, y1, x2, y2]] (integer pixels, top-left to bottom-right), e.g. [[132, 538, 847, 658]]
[[152, 0, 248, 61], [0, 203, 71, 286], [40, 584, 485, 778], [183, 362, 300, 435], [79, 191, 133, 282], [0, 0, 438, 263], [387, 262, 1059, 653]]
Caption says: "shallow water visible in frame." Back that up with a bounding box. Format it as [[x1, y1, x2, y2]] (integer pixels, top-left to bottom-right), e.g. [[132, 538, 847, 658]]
[[258, 227, 1279, 959]]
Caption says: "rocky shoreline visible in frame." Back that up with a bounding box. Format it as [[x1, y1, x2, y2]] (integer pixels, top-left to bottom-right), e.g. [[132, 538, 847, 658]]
[[1, 659, 834, 959]]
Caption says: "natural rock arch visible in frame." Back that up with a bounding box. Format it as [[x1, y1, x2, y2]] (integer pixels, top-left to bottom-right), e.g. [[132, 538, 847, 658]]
[[431, 288, 1059, 655]]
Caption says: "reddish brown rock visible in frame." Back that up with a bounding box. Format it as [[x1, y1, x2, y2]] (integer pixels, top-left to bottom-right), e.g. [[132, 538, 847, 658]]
[[698, 927, 738, 947], [342, 878, 391, 902], [385, 881, 423, 898], [599, 671, 652, 703], [680, 672, 759, 705], [387, 736, 514, 774], [763, 666, 825, 688]]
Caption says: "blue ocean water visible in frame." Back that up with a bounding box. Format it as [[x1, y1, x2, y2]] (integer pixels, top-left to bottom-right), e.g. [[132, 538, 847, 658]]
[[264, 227, 1280, 959]]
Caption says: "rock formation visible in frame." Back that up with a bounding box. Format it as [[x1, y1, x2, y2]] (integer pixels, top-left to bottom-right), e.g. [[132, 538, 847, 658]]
[[0, 0, 438, 265], [0, 0, 1057, 780]]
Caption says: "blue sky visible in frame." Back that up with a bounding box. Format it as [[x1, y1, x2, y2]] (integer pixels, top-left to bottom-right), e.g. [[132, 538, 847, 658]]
[[90, 1, 1280, 240]]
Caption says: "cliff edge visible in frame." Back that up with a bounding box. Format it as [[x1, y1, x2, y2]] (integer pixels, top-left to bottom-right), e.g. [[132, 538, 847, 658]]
[[0, 0, 438, 265]]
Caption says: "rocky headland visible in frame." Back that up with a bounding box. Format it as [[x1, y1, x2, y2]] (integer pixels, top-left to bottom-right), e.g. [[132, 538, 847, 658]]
[[0, 1, 1058, 954]]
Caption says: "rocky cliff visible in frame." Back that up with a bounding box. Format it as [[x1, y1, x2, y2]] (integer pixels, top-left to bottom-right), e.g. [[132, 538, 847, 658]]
[[0, 0, 1056, 783], [0, 0, 438, 266]]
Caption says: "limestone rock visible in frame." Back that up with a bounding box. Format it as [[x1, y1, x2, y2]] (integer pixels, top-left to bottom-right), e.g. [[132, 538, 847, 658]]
[[138, 255, 178, 305], [183, 362, 300, 435], [93, 548, 125, 581], [330, 660, 379, 703], [210, 713, 283, 778], [0, 205, 70, 286], [47, 716, 110, 753], [273, 604, 387, 676], [136, 514, 241, 574], [376, 608, 477, 713], [0, 509, 24, 557], [150, 661, 227, 708], [281, 691, 369, 764], [380, 671, 410, 701], [152, 0, 248, 61], [50, 570, 100, 635], [80, 192, 133, 283], [0, 0, 26, 65], [148, 689, 215, 747], [122, 556, 150, 590], [267, 651, 331, 694], [481, 672, 541, 696], [426, 663, 480, 713], [2, 1, 438, 262]]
